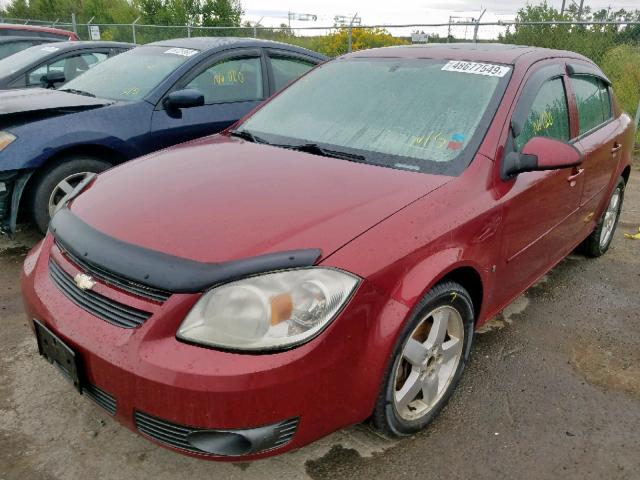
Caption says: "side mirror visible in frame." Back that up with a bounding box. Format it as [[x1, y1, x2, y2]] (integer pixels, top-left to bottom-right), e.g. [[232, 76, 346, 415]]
[[43, 70, 65, 88], [502, 137, 582, 179], [164, 89, 205, 110]]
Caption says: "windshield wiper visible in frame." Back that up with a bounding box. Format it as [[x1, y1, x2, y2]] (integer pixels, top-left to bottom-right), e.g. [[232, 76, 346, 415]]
[[60, 88, 96, 98], [228, 129, 267, 144], [284, 143, 367, 163]]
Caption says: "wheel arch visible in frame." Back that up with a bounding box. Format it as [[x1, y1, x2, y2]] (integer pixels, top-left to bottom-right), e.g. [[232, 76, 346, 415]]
[[18, 144, 126, 219], [621, 164, 631, 185], [388, 248, 488, 326]]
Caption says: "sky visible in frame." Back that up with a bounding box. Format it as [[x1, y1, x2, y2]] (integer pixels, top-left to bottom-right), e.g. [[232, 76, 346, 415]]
[[242, 0, 640, 28]]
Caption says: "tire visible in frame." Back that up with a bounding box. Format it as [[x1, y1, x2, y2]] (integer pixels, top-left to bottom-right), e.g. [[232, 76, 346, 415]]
[[581, 177, 625, 258], [372, 281, 475, 437], [29, 156, 112, 234]]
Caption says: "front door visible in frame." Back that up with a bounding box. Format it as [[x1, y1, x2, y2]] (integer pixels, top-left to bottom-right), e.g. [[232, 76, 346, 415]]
[[149, 51, 267, 150], [496, 71, 584, 302]]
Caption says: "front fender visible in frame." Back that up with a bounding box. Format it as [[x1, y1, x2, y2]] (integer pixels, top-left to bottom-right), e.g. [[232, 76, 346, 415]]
[[1, 132, 139, 172]]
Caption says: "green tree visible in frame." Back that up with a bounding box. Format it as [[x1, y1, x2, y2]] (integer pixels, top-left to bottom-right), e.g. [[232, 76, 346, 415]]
[[201, 0, 242, 27]]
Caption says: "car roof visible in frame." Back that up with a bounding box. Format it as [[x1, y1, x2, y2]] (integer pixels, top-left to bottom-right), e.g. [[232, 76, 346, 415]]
[[0, 36, 60, 44], [147, 37, 327, 59], [0, 23, 76, 37], [27, 40, 135, 51], [345, 43, 595, 67]]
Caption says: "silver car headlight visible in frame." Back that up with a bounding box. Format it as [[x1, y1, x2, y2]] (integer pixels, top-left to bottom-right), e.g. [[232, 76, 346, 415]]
[[177, 268, 360, 351], [0, 131, 16, 152]]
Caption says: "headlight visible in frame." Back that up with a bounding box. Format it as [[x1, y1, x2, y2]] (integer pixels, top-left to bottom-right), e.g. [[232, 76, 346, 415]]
[[0, 131, 16, 152], [177, 268, 360, 351]]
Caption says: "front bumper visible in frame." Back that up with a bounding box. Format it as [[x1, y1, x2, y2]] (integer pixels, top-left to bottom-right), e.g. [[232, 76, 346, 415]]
[[21, 235, 410, 460], [0, 169, 33, 234]]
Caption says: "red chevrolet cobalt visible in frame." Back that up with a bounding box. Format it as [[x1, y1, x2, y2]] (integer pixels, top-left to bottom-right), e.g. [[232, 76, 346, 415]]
[[22, 44, 635, 459]]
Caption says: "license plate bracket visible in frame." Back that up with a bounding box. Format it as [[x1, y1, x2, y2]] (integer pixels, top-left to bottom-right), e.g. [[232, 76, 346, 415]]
[[34, 320, 82, 392]]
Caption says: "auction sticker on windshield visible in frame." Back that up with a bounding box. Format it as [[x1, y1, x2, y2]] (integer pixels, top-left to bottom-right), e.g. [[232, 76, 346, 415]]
[[441, 60, 510, 77], [164, 48, 199, 57]]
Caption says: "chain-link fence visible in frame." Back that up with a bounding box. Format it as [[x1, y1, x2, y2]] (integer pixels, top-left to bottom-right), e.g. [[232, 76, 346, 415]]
[[2, 15, 638, 136]]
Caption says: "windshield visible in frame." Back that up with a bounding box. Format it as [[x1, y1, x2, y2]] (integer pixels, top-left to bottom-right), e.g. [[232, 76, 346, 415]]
[[62, 45, 199, 101], [0, 43, 60, 75], [238, 58, 511, 175]]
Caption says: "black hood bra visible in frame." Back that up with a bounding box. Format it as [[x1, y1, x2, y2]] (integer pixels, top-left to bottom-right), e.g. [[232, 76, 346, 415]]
[[50, 208, 322, 294]]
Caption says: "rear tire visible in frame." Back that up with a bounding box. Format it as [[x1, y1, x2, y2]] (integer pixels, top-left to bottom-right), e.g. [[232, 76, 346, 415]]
[[581, 177, 625, 258], [29, 156, 111, 234], [372, 281, 474, 437]]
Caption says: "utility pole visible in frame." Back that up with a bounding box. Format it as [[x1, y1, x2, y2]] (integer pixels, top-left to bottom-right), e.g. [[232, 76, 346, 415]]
[[560, 0, 566, 16], [447, 16, 452, 43], [577, 0, 585, 20], [347, 12, 359, 53], [473, 9, 486, 44]]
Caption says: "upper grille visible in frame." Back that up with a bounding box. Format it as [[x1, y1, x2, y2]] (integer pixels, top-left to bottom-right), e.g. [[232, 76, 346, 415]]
[[134, 411, 299, 455], [57, 242, 171, 303], [84, 383, 117, 415], [49, 259, 152, 328]]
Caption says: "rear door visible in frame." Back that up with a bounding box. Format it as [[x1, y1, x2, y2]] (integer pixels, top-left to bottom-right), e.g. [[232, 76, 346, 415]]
[[569, 67, 623, 216], [496, 63, 584, 301], [149, 48, 267, 150], [264, 49, 319, 94]]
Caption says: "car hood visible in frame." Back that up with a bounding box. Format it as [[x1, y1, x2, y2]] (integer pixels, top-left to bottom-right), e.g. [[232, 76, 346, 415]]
[[0, 88, 112, 126], [70, 135, 451, 263]]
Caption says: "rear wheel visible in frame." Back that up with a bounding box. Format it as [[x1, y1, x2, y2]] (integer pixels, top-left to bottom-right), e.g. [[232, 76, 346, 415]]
[[373, 281, 474, 437], [582, 177, 625, 258], [29, 157, 111, 234]]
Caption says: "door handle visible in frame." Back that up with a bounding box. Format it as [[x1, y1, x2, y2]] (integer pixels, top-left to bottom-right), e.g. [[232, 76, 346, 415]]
[[567, 168, 584, 186], [611, 142, 622, 153]]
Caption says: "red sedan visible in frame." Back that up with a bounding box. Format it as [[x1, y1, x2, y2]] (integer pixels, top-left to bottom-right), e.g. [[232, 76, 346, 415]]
[[21, 44, 634, 459]]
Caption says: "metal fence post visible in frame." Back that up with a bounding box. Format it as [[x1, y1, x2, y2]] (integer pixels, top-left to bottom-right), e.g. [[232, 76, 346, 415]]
[[86, 16, 95, 40], [187, 21, 191, 37], [71, 13, 77, 35], [132, 16, 141, 44]]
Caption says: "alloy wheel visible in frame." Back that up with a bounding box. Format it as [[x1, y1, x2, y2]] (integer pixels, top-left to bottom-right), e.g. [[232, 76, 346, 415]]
[[47, 172, 93, 218], [599, 187, 621, 249], [392, 305, 464, 421]]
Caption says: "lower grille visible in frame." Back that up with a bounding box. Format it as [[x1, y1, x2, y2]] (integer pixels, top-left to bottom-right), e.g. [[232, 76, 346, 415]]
[[134, 411, 299, 455], [84, 383, 116, 415], [49, 259, 152, 328]]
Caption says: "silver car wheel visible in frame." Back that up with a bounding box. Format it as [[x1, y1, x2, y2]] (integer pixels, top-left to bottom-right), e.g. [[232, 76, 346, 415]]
[[599, 187, 621, 249], [392, 305, 464, 421], [47, 172, 92, 218]]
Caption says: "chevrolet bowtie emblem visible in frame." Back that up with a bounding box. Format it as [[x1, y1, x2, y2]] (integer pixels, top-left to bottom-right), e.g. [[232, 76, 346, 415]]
[[74, 273, 96, 291]]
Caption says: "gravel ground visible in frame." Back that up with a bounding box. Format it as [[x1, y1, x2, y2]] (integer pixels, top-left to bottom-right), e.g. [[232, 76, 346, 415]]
[[1, 160, 639, 480]]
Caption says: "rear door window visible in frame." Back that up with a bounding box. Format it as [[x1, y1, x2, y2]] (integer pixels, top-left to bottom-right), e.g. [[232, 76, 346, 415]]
[[572, 75, 611, 135], [269, 56, 315, 91], [515, 78, 571, 151], [184, 56, 264, 104]]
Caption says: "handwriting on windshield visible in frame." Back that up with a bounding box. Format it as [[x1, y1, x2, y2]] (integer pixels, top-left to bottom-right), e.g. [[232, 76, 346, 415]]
[[121, 87, 141, 96], [413, 132, 466, 151]]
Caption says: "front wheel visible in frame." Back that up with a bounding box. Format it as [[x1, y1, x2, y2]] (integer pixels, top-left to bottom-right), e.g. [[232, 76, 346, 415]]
[[29, 157, 112, 234], [582, 177, 625, 258], [373, 281, 474, 437]]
